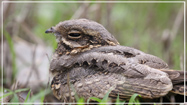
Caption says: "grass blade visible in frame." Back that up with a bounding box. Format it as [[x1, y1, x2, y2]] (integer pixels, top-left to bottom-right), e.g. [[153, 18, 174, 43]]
[[4, 30, 17, 79], [77, 97, 85, 105], [28, 89, 50, 102], [24, 89, 31, 102], [10, 94, 19, 102], [115, 94, 126, 105], [3, 88, 12, 92], [100, 89, 112, 103], [0, 92, 14, 99], [15, 88, 29, 93], [128, 94, 141, 105], [87, 97, 101, 103]]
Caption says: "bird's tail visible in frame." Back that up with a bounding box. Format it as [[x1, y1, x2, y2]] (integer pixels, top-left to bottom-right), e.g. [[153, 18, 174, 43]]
[[160, 69, 186, 95]]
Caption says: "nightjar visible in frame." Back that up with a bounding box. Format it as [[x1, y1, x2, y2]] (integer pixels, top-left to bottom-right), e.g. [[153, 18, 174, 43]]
[[45, 19, 186, 102]]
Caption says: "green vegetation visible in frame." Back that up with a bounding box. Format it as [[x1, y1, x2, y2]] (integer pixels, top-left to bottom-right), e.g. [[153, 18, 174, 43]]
[[87, 89, 112, 104], [1, 88, 50, 103], [1, 87, 141, 104], [4, 30, 17, 81]]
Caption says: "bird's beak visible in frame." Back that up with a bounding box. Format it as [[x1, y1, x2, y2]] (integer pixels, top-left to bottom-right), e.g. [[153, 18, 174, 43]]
[[45, 27, 54, 33]]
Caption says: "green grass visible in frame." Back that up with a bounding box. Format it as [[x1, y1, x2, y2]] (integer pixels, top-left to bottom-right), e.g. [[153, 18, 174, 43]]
[[3, 30, 17, 81], [86, 90, 141, 105], [1, 88, 50, 104], [87, 89, 111, 104], [115, 94, 126, 105], [1, 88, 29, 103], [128, 94, 141, 105], [1, 87, 142, 104], [24, 89, 31, 103]]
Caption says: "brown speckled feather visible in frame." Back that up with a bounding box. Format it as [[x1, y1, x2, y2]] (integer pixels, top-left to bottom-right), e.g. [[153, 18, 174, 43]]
[[46, 19, 186, 102]]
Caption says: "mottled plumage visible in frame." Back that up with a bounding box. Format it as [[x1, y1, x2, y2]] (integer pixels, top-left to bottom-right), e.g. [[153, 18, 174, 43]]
[[46, 19, 186, 102]]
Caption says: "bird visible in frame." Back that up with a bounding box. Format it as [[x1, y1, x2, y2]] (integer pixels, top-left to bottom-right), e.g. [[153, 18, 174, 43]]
[[45, 19, 186, 102]]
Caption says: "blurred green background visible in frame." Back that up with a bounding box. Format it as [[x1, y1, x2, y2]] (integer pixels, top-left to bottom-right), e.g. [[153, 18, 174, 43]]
[[1, 1, 185, 103]]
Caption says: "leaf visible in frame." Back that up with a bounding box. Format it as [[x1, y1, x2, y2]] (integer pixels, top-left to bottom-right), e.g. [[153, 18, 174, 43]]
[[4, 88, 12, 92], [15, 88, 29, 93], [77, 97, 85, 105], [87, 89, 112, 104], [115, 94, 126, 105], [100, 89, 112, 104], [87, 97, 102, 103], [4, 30, 17, 79], [28, 89, 50, 102], [10, 94, 19, 102], [128, 94, 141, 105], [0, 92, 14, 99], [24, 89, 31, 102], [1, 88, 29, 100]]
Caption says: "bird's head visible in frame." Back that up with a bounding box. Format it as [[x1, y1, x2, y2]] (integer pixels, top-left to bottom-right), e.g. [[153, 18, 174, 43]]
[[45, 19, 119, 55]]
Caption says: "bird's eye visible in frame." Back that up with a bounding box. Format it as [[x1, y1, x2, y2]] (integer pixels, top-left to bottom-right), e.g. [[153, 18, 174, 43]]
[[68, 31, 82, 39], [69, 33, 81, 37]]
